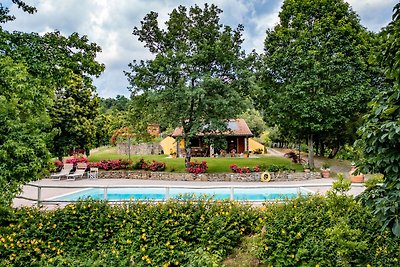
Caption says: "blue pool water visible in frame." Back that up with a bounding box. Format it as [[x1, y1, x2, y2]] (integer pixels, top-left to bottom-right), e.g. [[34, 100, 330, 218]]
[[52, 187, 311, 202]]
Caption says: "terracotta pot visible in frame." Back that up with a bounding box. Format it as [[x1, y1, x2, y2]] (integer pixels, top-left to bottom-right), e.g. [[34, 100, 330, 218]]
[[321, 169, 330, 178], [349, 166, 364, 183], [243, 154, 249, 158], [350, 174, 364, 183]]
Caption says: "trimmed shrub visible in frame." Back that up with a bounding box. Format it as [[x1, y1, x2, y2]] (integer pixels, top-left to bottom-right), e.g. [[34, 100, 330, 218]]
[[230, 164, 260, 173], [129, 158, 166, 171], [186, 161, 208, 174], [254, 193, 400, 266], [88, 159, 132, 170], [0, 199, 259, 266]]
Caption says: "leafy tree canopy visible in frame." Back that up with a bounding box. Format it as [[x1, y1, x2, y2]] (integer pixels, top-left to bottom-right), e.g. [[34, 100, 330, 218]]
[[239, 108, 267, 137], [0, 25, 105, 158], [357, 3, 400, 236], [100, 95, 130, 114], [261, 0, 377, 167], [0, 0, 104, 219], [126, 4, 249, 164], [0, 55, 52, 221]]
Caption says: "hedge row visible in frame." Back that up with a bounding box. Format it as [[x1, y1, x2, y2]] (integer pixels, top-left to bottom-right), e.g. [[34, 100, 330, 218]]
[[0, 198, 257, 266], [1, 194, 399, 266]]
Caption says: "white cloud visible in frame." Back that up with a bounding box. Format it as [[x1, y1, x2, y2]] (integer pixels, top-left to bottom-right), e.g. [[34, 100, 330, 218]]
[[346, 0, 396, 31], [3, 0, 395, 97]]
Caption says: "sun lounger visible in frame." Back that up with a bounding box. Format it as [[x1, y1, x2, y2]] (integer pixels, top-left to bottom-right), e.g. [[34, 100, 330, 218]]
[[67, 169, 86, 181], [77, 162, 87, 170], [50, 164, 74, 180]]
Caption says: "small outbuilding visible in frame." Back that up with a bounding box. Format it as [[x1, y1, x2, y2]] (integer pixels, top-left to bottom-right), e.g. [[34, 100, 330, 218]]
[[168, 119, 255, 157]]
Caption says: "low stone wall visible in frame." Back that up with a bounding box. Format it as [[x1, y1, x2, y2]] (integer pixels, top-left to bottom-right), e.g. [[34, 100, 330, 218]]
[[98, 171, 322, 182]]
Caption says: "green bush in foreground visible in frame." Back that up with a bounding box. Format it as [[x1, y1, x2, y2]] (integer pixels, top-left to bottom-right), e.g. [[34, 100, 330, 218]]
[[255, 193, 400, 266], [0, 198, 258, 267], [1, 194, 400, 266]]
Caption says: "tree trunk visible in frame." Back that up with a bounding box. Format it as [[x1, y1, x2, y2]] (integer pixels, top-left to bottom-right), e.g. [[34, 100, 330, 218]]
[[319, 141, 325, 157], [185, 146, 191, 168], [308, 134, 315, 169], [328, 146, 339, 158], [315, 137, 319, 156]]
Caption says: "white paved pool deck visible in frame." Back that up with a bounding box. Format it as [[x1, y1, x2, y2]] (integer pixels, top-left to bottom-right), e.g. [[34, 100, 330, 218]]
[[13, 177, 366, 208]]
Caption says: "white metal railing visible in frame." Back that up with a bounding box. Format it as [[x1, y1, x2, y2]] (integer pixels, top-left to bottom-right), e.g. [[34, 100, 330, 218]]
[[16, 183, 366, 207]]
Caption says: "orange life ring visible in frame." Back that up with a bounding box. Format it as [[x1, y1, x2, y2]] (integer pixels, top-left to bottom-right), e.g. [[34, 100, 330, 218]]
[[261, 172, 271, 182]]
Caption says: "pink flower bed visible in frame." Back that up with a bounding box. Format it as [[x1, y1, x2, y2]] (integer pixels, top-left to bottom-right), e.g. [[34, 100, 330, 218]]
[[186, 161, 208, 174], [230, 164, 260, 173]]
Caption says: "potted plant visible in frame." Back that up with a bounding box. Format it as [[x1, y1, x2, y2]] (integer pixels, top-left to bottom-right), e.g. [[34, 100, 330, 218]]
[[320, 162, 331, 178], [243, 151, 250, 158], [349, 163, 364, 183]]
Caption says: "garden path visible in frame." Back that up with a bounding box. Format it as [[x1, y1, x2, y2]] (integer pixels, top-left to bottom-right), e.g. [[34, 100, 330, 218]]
[[268, 148, 352, 177]]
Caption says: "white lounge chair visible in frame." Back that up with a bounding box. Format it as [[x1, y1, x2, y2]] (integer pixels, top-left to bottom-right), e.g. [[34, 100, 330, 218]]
[[67, 169, 86, 181], [77, 162, 87, 170], [88, 167, 99, 179], [50, 164, 74, 180]]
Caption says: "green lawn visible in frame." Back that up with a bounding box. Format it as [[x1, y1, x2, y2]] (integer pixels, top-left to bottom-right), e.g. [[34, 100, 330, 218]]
[[88, 146, 302, 173]]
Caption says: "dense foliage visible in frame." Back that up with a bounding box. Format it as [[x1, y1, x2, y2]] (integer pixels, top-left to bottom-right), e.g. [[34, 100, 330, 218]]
[[126, 4, 250, 166], [0, 0, 104, 221], [256, 193, 400, 266], [261, 0, 377, 167], [0, 199, 258, 266], [0, 56, 52, 222], [357, 3, 400, 236], [1, 9, 104, 159], [1, 193, 400, 266]]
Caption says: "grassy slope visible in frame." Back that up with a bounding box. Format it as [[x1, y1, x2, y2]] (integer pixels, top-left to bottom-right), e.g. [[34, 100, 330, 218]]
[[88, 147, 302, 173]]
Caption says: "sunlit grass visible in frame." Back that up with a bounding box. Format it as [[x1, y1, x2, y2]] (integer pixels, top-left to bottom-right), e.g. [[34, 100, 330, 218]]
[[88, 146, 302, 173]]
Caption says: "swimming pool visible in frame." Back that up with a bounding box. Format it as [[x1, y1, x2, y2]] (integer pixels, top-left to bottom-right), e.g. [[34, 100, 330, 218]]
[[51, 186, 313, 202]]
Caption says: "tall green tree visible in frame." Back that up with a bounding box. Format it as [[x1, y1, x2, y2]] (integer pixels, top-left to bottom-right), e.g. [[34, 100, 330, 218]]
[[0, 29, 105, 158], [0, 0, 104, 220], [357, 3, 400, 236], [0, 55, 51, 221], [126, 4, 248, 165], [0, 0, 49, 222], [261, 0, 375, 167], [50, 72, 100, 157]]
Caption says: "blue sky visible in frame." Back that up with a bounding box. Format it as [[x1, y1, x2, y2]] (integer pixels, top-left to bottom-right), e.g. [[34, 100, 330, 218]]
[[2, 0, 397, 98]]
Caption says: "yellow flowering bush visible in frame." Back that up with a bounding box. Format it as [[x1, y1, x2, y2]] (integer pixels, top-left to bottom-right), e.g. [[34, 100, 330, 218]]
[[0, 198, 258, 266]]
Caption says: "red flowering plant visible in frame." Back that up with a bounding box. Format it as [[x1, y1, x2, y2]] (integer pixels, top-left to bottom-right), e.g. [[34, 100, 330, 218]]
[[230, 164, 261, 173], [87, 158, 166, 171], [65, 154, 89, 165], [147, 161, 166, 171], [88, 159, 132, 170], [50, 160, 64, 173], [130, 159, 166, 171], [186, 161, 208, 174]]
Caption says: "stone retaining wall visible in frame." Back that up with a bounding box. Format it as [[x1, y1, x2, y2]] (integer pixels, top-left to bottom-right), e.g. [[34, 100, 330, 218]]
[[98, 171, 322, 182]]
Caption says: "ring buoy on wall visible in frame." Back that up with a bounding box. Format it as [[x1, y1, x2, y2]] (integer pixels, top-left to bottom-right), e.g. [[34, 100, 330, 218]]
[[261, 172, 271, 182]]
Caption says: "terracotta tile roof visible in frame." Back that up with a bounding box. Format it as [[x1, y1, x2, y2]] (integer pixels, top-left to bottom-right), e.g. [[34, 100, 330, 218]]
[[171, 119, 253, 137]]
